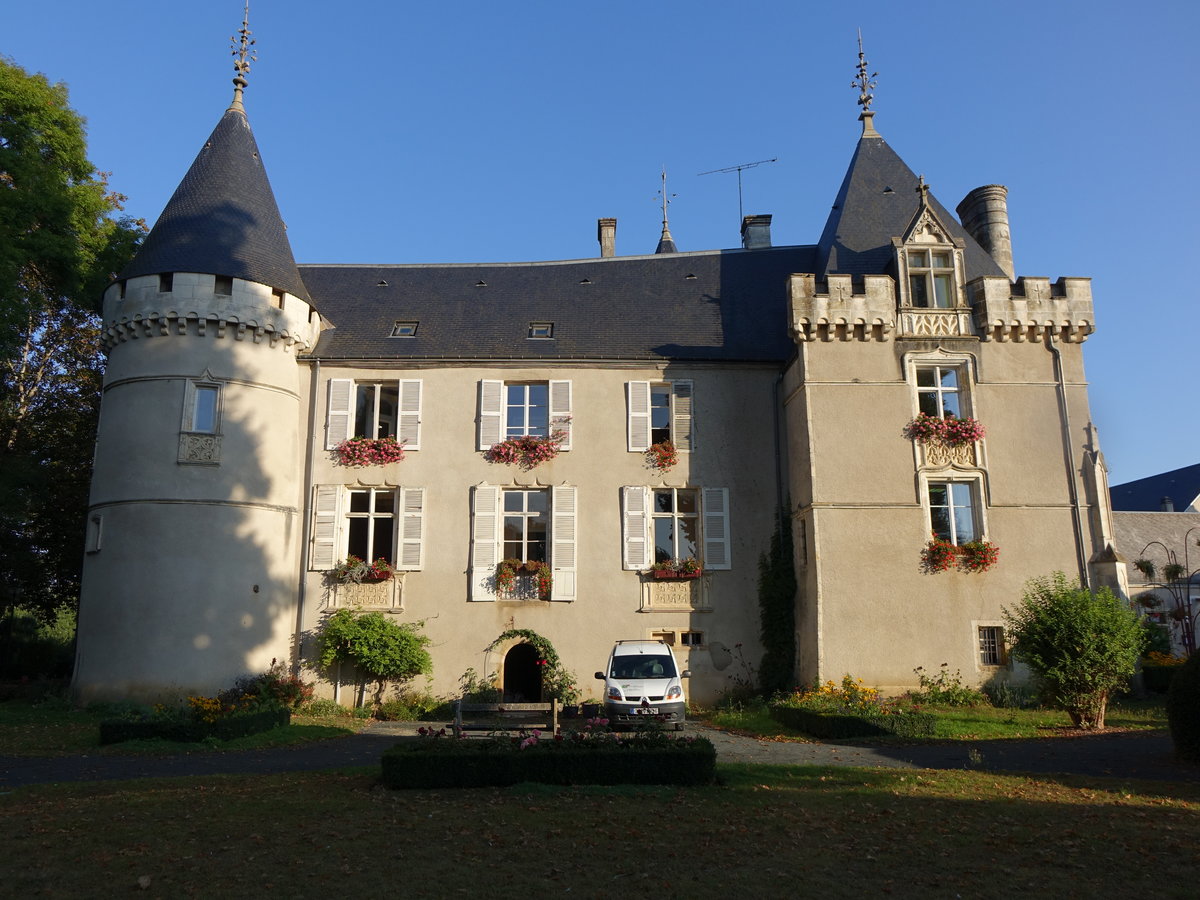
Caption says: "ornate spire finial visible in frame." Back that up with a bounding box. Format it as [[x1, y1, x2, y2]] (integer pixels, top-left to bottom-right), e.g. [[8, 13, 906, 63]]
[[229, 1, 257, 112], [655, 167, 678, 253], [852, 30, 880, 137], [916, 174, 930, 203]]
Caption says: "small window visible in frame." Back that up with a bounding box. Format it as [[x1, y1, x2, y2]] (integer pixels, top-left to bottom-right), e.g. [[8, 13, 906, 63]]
[[502, 489, 549, 563], [652, 488, 700, 563], [191, 385, 220, 433], [346, 488, 397, 564], [505, 383, 550, 439], [214, 275, 233, 296], [158, 273, 173, 293], [979, 626, 1005, 666], [650, 630, 677, 646], [271, 288, 284, 308], [355, 383, 400, 439], [390, 321, 418, 338], [118, 280, 127, 300], [928, 482, 979, 544], [528, 322, 554, 339], [907, 249, 954, 308], [916, 366, 962, 418], [85, 514, 103, 554]]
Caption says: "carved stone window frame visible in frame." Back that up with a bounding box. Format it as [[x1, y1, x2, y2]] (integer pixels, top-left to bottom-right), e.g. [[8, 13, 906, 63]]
[[893, 213, 968, 311], [902, 349, 980, 421], [178, 370, 224, 465]]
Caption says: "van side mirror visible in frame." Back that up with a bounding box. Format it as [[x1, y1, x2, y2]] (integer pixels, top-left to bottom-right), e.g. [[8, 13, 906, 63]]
[[681, 670, 691, 678], [594, 671, 605, 680]]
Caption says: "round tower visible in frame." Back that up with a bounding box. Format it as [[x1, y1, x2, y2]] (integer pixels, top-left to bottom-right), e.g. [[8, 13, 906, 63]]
[[73, 40, 320, 702]]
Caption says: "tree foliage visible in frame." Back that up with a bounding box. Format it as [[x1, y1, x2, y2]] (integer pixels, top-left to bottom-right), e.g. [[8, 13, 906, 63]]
[[317, 610, 432, 709], [0, 57, 143, 624], [757, 512, 796, 694], [1004, 573, 1145, 729]]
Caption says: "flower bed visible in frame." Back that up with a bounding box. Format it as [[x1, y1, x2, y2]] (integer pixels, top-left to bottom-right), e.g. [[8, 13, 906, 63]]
[[334, 436, 405, 466], [380, 729, 715, 788], [100, 705, 289, 744]]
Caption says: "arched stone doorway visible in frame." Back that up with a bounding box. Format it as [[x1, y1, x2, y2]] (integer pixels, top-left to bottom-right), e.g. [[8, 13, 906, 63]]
[[502, 642, 542, 702]]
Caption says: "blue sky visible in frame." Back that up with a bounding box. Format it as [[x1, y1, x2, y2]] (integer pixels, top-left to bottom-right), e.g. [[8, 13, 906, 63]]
[[6, 0, 1197, 485]]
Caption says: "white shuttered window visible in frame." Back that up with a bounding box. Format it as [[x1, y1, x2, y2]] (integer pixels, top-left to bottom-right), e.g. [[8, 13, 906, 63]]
[[626, 380, 694, 452]]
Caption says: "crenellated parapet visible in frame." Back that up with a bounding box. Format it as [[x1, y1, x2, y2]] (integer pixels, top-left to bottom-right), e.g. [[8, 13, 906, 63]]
[[101, 273, 321, 352], [789, 273, 896, 342], [967, 276, 1094, 343]]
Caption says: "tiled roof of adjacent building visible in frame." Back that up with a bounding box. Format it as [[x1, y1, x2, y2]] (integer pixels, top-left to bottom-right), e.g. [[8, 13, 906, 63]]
[[299, 245, 816, 362], [817, 133, 1007, 282], [1110, 463, 1200, 512], [119, 108, 311, 302]]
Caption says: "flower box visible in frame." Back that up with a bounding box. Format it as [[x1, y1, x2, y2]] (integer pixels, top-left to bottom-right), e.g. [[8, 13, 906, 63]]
[[334, 436, 405, 467]]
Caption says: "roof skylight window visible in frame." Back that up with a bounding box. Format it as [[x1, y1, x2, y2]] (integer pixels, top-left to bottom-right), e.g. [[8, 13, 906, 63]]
[[528, 322, 554, 339], [390, 321, 419, 338]]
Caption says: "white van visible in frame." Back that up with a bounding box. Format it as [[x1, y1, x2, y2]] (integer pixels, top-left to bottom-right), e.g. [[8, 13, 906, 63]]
[[595, 640, 690, 727]]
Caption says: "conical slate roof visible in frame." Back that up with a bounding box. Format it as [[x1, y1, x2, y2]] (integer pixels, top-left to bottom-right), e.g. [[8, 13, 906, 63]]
[[817, 131, 1006, 282], [119, 107, 311, 302]]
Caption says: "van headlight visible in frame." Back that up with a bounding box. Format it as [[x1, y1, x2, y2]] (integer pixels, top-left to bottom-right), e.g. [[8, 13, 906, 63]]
[[606, 686, 623, 701], [666, 685, 682, 700]]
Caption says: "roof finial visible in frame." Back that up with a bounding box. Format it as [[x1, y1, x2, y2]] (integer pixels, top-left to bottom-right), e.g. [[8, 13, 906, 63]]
[[655, 166, 678, 254], [852, 29, 880, 137], [229, 1, 256, 112], [916, 174, 930, 203]]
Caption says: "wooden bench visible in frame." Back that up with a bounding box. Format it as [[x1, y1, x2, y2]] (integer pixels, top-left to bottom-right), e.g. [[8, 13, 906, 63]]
[[452, 698, 560, 733]]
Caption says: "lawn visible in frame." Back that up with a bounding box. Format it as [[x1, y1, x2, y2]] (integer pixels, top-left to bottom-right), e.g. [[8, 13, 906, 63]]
[[704, 698, 1169, 742], [2, 763, 1197, 898], [0, 698, 366, 757]]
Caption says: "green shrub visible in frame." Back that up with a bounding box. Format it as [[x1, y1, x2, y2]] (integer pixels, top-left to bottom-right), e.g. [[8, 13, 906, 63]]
[[1166, 652, 1200, 762], [0, 609, 76, 679], [982, 678, 1038, 709], [298, 698, 349, 717], [317, 610, 432, 710], [377, 690, 445, 721], [909, 665, 987, 706], [99, 706, 289, 744], [1004, 573, 1145, 728], [380, 734, 716, 789], [219, 659, 315, 710], [768, 704, 936, 739]]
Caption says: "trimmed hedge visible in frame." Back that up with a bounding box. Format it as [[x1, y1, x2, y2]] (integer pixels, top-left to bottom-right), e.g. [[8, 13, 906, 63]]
[[768, 704, 937, 739], [1166, 653, 1200, 762], [380, 738, 716, 789], [99, 707, 290, 744]]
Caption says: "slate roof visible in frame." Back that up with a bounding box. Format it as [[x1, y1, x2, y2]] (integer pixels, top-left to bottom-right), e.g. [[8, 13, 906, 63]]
[[817, 133, 1007, 282], [1112, 511, 1200, 576], [119, 108, 311, 302], [1110, 464, 1200, 512], [299, 245, 816, 362]]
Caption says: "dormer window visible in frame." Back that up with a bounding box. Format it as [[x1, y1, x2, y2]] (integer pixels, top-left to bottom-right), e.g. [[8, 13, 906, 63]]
[[907, 250, 954, 308]]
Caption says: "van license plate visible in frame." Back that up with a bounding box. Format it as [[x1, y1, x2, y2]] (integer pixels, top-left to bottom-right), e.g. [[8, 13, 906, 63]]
[[635, 707, 659, 715]]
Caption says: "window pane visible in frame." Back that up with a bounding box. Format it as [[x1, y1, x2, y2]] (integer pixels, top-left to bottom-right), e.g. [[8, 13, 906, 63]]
[[377, 384, 399, 438], [949, 483, 973, 507], [938, 368, 958, 389], [503, 493, 523, 512], [654, 518, 675, 561], [908, 250, 928, 267], [349, 492, 370, 513], [910, 275, 929, 307], [916, 369, 936, 387], [527, 383, 548, 406], [372, 518, 394, 562], [192, 386, 218, 432], [933, 274, 953, 307], [503, 516, 523, 542], [930, 507, 951, 541], [941, 392, 961, 417], [348, 518, 369, 559], [931, 251, 951, 268], [928, 484, 947, 506], [373, 491, 395, 514], [918, 392, 940, 417], [526, 491, 548, 514], [653, 490, 674, 514], [354, 385, 375, 438], [676, 490, 698, 514], [678, 516, 699, 560]]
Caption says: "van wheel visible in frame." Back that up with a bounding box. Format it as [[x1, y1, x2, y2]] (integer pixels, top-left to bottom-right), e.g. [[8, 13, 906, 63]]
[[674, 723, 683, 732]]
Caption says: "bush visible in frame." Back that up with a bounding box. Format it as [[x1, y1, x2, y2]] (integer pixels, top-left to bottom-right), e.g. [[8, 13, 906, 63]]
[[0, 609, 76, 679], [317, 610, 432, 710], [298, 698, 349, 717], [1166, 652, 1200, 762], [982, 678, 1038, 709], [377, 689, 446, 721], [1004, 573, 1145, 729], [219, 659, 314, 710], [768, 704, 936, 739], [380, 733, 716, 789], [99, 705, 289, 744], [909, 665, 987, 706]]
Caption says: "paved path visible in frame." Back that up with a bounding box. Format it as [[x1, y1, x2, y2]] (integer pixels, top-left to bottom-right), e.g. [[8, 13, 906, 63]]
[[1, 723, 1196, 789]]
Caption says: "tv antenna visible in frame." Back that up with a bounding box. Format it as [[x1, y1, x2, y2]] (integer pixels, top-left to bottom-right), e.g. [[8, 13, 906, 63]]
[[698, 157, 777, 221]]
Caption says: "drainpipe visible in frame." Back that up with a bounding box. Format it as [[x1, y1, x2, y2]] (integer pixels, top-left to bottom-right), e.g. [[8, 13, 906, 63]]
[[1046, 335, 1089, 586], [294, 358, 320, 675]]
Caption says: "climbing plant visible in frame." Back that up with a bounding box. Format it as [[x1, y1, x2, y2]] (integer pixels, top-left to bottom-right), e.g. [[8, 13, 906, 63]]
[[757, 512, 797, 694], [485, 628, 579, 705]]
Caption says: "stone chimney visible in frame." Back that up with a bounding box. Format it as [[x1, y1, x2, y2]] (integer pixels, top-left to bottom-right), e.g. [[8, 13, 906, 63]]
[[597, 218, 617, 258], [1161, 496, 1175, 512], [740, 214, 772, 250], [956, 185, 1014, 279]]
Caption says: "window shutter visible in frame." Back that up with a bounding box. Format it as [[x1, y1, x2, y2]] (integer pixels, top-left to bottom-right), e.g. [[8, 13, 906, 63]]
[[622, 485, 650, 570], [550, 485, 577, 602], [478, 380, 503, 450], [326, 379, 353, 449], [627, 381, 651, 452], [398, 380, 422, 450], [395, 487, 424, 570], [702, 487, 731, 570], [549, 380, 572, 450], [310, 485, 341, 570], [672, 380, 694, 452], [469, 484, 501, 600]]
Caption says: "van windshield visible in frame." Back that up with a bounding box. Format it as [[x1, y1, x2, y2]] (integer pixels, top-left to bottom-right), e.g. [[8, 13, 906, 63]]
[[610, 655, 676, 679]]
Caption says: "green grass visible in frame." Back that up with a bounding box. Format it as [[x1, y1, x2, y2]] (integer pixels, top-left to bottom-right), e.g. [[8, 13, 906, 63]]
[[0, 699, 367, 757], [2, 763, 1197, 898], [703, 697, 1169, 743]]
